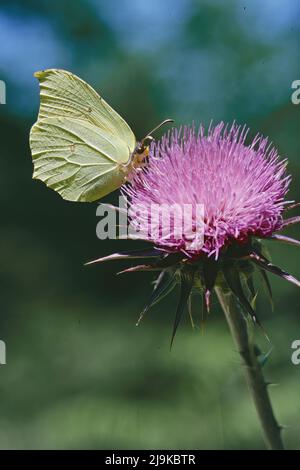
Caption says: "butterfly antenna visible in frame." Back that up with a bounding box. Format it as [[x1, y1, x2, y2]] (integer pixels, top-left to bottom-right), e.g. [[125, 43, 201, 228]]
[[145, 119, 174, 138]]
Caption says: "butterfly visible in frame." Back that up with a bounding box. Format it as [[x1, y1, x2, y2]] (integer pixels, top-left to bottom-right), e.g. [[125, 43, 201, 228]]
[[29, 69, 173, 202]]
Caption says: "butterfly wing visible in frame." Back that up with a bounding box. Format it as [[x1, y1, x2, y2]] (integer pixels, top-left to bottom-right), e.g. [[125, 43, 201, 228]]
[[29, 69, 136, 202]]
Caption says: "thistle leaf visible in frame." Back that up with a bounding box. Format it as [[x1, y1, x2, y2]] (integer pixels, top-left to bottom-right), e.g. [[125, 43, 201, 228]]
[[85, 248, 163, 266], [204, 289, 211, 313], [246, 275, 256, 299], [170, 271, 194, 349], [270, 234, 300, 248], [250, 291, 258, 310], [250, 251, 300, 288], [259, 268, 274, 311], [281, 215, 300, 229], [223, 265, 267, 336], [200, 293, 206, 335], [117, 264, 163, 274], [203, 258, 219, 290], [117, 252, 183, 274], [136, 271, 177, 326], [203, 258, 218, 313], [187, 295, 195, 329], [284, 202, 300, 212], [257, 347, 274, 367]]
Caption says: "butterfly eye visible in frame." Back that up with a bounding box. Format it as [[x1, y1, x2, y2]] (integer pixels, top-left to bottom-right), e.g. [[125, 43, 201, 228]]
[[142, 136, 154, 147]]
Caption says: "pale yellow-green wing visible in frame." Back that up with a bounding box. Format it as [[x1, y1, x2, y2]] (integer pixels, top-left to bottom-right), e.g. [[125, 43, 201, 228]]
[[30, 116, 131, 202], [29, 69, 136, 202]]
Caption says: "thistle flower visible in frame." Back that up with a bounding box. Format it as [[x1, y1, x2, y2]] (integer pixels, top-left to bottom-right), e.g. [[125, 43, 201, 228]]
[[85, 120, 300, 450], [89, 122, 300, 344], [124, 123, 290, 259]]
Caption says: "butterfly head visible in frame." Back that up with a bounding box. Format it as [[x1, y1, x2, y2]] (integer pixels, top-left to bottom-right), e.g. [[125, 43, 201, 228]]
[[137, 135, 155, 154], [132, 119, 174, 167]]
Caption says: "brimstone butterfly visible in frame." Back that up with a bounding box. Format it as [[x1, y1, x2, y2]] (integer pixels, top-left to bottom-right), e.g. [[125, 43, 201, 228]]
[[29, 69, 173, 202]]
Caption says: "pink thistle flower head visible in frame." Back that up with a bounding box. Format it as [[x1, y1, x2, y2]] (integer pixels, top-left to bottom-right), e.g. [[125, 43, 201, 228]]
[[123, 122, 291, 259], [92, 122, 300, 344]]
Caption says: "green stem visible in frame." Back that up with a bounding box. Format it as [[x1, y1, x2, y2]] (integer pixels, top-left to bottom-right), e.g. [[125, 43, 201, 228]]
[[215, 287, 284, 450]]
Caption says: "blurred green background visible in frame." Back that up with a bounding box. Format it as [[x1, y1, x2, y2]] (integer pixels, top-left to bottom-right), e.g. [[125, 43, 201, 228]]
[[0, 0, 300, 450]]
